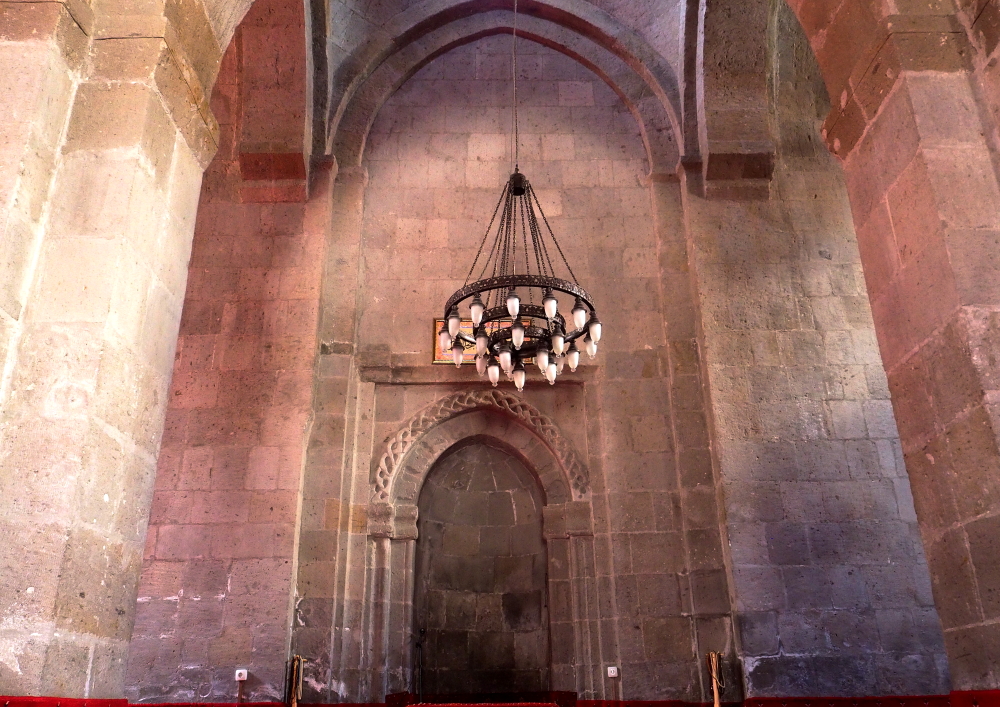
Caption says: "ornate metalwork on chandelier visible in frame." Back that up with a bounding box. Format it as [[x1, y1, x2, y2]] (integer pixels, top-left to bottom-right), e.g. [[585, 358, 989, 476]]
[[439, 170, 604, 391]]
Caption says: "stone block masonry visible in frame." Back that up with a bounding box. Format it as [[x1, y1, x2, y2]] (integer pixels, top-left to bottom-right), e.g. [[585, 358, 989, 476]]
[[125, 2, 326, 699], [683, 5, 948, 698], [0, 0, 220, 697], [3, 0, 997, 700], [414, 443, 549, 696], [293, 35, 733, 705], [782, 0, 1000, 692]]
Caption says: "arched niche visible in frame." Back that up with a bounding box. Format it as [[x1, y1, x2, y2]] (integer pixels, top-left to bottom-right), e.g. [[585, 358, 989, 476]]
[[413, 439, 550, 695], [362, 396, 599, 700]]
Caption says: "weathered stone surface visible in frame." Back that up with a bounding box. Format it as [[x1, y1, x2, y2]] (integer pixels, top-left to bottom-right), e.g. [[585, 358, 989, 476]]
[[414, 443, 549, 695], [688, 4, 948, 698], [123, 11, 327, 699], [8, 0, 1000, 700], [0, 5, 213, 695]]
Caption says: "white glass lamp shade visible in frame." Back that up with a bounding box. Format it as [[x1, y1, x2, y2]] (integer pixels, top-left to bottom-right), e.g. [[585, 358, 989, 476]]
[[536, 347, 549, 373], [438, 328, 452, 352], [452, 342, 464, 367], [476, 354, 488, 376], [588, 314, 602, 343], [470, 295, 485, 326], [567, 342, 580, 371], [572, 298, 588, 330], [513, 362, 526, 391], [585, 334, 598, 359], [545, 361, 557, 384], [552, 331, 565, 355], [499, 346, 513, 373], [506, 289, 520, 318], [511, 320, 525, 350], [543, 290, 558, 320], [556, 355, 566, 374], [487, 357, 501, 386], [476, 332, 489, 356], [448, 308, 462, 338]]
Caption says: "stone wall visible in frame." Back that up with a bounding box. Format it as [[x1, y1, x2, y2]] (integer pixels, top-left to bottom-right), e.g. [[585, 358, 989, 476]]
[[781, 0, 1000, 692], [292, 35, 731, 704], [683, 4, 949, 697], [124, 8, 329, 699], [0, 0, 218, 697], [414, 442, 549, 696]]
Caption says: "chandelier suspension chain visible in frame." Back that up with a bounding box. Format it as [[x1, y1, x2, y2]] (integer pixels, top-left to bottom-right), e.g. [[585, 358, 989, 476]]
[[465, 182, 509, 286], [528, 194, 550, 279], [531, 185, 579, 284], [510, 0, 519, 172], [528, 199, 547, 278], [520, 200, 530, 281]]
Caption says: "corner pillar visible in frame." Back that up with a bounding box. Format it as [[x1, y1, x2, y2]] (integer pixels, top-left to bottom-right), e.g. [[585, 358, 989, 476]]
[[0, 5, 218, 696], [796, 3, 1000, 691]]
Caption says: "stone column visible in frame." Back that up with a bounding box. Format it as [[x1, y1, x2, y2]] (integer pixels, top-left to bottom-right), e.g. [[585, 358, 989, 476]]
[[651, 178, 739, 703], [791, 2, 1000, 691], [0, 5, 218, 696], [292, 165, 371, 702]]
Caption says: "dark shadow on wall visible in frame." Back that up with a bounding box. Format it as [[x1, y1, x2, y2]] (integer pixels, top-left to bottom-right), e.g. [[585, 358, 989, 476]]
[[414, 441, 551, 696]]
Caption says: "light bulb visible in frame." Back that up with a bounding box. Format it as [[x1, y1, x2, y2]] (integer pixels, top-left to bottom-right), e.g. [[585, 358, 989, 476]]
[[499, 345, 513, 373], [452, 342, 464, 367], [585, 334, 598, 359], [572, 298, 588, 330], [536, 347, 549, 373], [511, 320, 525, 350], [506, 288, 520, 319], [556, 354, 566, 374], [552, 329, 565, 356], [545, 361, 557, 384], [476, 354, 487, 377], [543, 289, 558, 320], [476, 332, 489, 356], [438, 327, 452, 352], [448, 308, 461, 338], [589, 314, 602, 343], [567, 342, 580, 371], [513, 362, 526, 391], [487, 357, 500, 386], [470, 294, 485, 326]]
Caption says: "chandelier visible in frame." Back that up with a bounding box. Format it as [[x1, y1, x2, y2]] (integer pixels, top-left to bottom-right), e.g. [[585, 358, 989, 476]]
[[437, 0, 603, 392]]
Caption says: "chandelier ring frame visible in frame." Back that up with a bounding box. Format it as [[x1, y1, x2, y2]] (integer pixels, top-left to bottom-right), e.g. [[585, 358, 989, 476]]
[[444, 274, 595, 317]]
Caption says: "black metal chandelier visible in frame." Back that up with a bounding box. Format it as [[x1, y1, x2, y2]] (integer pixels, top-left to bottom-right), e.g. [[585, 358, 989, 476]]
[[437, 0, 603, 391], [438, 171, 603, 391]]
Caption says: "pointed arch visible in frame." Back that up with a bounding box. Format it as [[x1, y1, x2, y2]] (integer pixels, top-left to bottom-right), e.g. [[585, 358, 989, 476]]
[[371, 389, 590, 507], [326, 0, 685, 175]]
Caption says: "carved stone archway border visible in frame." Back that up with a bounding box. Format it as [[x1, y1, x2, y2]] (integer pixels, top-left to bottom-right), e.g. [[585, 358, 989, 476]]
[[371, 389, 591, 504]]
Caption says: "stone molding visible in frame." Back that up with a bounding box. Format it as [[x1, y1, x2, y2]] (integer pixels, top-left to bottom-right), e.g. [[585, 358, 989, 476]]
[[371, 390, 591, 508], [542, 501, 593, 538], [368, 501, 419, 539]]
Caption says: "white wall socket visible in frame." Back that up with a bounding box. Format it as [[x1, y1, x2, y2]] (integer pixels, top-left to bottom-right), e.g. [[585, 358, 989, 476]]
[[235, 669, 248, 681], [607, 666, 619, 678]]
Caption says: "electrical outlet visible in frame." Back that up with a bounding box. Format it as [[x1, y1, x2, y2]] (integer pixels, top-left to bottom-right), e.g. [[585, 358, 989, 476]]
[[235, 669, 248, 682], [607, 666, 619, 678]]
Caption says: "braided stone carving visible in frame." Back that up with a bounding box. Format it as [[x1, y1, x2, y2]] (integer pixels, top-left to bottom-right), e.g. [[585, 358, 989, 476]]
[[372, 390, 589, 501]]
